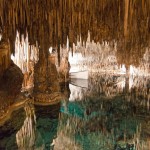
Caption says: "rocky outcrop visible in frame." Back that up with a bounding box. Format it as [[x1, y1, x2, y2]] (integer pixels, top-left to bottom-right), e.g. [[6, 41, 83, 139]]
[[0, 38, 24, 121], [0, 60, 24, 121], [0, 61, 23, 97]]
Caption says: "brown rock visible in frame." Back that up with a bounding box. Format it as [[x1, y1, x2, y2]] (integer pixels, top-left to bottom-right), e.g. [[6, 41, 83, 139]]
[[0, 61, 23, 97]]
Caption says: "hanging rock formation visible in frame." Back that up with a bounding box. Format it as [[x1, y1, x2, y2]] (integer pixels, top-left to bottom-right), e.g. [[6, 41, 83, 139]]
[[0, 0, 149, 67]]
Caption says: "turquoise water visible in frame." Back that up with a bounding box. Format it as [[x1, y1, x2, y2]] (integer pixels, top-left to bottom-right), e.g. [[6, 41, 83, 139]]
[[0, 105, 60, 150], [60, 98, 140, 150], [0, 75, 149, 150], [59, 75, 150, 149]]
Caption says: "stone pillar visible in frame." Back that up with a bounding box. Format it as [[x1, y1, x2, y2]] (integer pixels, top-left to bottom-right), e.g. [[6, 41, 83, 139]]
[[33, 48, 61, 104], [34, 59, 48, 93], [47, 54, 60, 93]]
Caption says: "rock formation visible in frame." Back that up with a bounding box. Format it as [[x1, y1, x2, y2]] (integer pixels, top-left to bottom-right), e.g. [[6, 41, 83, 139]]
[[0, 0, 149, 70], [0, 38, 23, 98], [1, 60, 23, 96], [0, 59, 24, 120]]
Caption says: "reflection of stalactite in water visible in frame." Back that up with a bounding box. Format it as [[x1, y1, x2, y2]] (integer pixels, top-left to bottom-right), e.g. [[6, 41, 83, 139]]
[[132, 124, 150, 150], [16, 103, 37, 150], [69, 73, 149, 109], [53, 114, 82, 150], [59, 97, 150, 149]]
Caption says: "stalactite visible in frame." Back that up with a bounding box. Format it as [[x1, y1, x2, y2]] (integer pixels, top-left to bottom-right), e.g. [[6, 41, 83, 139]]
[[68, 32, 150, 76], [0, 0, 149, 72], [11, 31, 39, 89]]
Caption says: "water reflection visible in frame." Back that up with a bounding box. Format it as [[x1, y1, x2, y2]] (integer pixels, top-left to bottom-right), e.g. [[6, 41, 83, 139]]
[[16, 103, 36, 149], [0, 103, 60, 150], [69, 74, 149, 107], [0, 108, 25, 149], [35, 104, 60, 150], [0, 74, 149, 149], [61, 74, 150, 149]]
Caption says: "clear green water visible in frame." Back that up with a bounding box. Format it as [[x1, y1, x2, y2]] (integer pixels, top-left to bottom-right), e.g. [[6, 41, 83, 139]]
[[0, 75, 149, 150]]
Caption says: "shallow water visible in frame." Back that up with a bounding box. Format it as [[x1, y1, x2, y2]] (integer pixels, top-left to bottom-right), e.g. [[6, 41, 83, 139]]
[[0, 75, 150, 150]]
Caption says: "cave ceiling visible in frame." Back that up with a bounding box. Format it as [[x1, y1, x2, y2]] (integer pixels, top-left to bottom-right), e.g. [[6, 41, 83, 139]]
[[0, 0, 150, 66]]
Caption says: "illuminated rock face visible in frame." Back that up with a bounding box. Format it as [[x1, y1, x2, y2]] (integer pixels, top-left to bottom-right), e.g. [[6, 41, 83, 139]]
[[34, 54, 60, 93]]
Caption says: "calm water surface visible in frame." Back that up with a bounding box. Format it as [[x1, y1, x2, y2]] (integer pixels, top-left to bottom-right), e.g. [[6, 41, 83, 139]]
[[0, 75, 149, 150]]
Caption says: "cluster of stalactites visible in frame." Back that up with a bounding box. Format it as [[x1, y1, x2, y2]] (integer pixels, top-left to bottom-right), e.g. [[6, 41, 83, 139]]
[[11, 31, 39, 73], [0, 0, 149, 55], [68, 32, 150, 76], [11, 31, 39, 89]]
